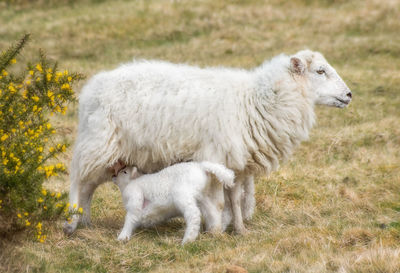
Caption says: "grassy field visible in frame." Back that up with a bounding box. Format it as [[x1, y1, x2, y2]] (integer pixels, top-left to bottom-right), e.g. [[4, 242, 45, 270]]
[[1, 0, 400, 272]]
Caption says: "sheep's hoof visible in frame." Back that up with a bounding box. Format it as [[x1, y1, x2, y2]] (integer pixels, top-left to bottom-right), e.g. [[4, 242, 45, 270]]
[[234, 226, 248, 235], [63, 220, 78, 235], [80, 218, 92, 227]]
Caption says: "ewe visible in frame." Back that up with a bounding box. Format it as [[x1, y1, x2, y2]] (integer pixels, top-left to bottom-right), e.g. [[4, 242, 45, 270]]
[[64, 50, 352, 235]]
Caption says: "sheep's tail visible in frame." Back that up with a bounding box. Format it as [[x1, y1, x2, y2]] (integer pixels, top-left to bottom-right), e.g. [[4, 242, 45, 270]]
[[200, 161, 235, 188]]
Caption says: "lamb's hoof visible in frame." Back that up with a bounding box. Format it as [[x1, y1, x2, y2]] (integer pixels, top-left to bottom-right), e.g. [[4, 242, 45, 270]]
[[117, 233, 131, 241], [181, 237, 196, 245], [206, 226, 223, 235]]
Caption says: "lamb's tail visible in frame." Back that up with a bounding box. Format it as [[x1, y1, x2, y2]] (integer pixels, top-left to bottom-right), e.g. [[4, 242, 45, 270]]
[[199, 161, 235, 188]]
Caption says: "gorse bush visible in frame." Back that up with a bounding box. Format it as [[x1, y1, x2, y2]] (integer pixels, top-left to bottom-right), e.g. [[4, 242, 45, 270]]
[[0, 34, 84, 240]]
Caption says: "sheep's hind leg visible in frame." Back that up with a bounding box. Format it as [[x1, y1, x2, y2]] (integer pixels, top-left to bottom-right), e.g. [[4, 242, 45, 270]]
[[63, 171, 107, 234], [79, 173, 107, 226]]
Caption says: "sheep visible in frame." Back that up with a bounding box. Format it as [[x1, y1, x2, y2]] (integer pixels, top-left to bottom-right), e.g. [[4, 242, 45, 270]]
[[113, 162, 234, 244], [63, 50, 352, 235]]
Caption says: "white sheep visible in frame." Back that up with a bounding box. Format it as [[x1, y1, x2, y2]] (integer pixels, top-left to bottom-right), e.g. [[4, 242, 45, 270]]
[[113, 161, 234, 244], [64, 50, 352, 235]]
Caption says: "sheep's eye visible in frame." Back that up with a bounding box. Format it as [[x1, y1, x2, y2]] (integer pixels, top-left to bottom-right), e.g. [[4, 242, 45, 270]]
[[123, 171, 127, 174], [317, 69, 325, 75]]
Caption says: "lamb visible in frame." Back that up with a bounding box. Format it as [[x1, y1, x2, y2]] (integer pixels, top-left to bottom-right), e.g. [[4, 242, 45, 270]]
[[112, 162, 234, 244], [64, 50, 352, 235]]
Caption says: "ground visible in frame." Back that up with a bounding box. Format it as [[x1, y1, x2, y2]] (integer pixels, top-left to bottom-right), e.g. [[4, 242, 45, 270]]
[[0, 0, 399, 272]]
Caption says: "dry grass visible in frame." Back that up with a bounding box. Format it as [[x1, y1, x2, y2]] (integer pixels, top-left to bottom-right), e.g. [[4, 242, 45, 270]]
[[1, 0, 399, 272]]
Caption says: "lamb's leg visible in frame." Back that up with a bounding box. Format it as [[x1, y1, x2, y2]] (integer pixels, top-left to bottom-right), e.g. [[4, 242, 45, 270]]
[[177, 198, 201, 245], [206, 177, 225, 232], [199, 196, 222, 234], [118, 213, 139, 241], [241, 175, 255, 221], [229, 176, 247, 234]]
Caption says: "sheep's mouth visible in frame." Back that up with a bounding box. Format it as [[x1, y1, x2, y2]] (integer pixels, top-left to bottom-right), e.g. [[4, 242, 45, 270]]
[[335, 97, 350, 105]]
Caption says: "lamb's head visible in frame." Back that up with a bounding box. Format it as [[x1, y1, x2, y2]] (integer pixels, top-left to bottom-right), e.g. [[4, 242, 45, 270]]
[[112, 166, 142, 188], [290, 50, 352, 108]]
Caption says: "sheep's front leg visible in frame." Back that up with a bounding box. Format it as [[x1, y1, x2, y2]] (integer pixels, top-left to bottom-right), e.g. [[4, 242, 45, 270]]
[[222, 189, 232, 232], [229, 176, 247, 234], [241, 175, 255, 221]]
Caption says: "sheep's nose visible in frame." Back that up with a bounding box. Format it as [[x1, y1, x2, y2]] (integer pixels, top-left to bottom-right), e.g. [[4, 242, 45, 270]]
[[346, 92, 352, 99]]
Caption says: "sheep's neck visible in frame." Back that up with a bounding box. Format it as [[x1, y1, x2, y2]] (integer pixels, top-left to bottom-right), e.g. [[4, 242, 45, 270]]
[[245, 79, 316, 174]]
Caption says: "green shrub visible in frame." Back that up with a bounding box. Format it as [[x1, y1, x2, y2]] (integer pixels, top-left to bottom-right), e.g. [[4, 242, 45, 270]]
[[0, 34, 84, 240]]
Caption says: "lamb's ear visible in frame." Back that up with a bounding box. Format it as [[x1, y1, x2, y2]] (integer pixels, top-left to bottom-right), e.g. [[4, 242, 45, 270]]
[[290, 57, 306, 75], [130, 167, 139, 179]]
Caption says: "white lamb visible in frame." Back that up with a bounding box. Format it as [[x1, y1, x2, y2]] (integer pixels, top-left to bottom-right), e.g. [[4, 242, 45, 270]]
[[64, 50, 352, 235], [112, 162, 234, 244]]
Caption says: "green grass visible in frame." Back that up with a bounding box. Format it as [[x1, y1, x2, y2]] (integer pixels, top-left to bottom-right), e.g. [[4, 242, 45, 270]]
[[1, 0, 400, 272]]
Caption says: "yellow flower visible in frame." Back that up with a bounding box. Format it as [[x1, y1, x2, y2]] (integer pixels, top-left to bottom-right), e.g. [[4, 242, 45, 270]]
[[29, 70, 34, 75], [61, 83, 70, 90], [43, 206, 47, 210], [2, 70, 8, 76], [36, 222, 42, 229], [25, 220, 31, 226], [17, 213, 22, 218], [32, 96, 39, 102], [36, 63, 43, 72], [1, 134, 8, 141], [67, 76, 72, 82], [49, 147, 55, 153], [56, 192, 61, 199], [11, 58, 16, 64], [41, 189, 47, 196], [73, 203, 77, 209], [37, 197, 44, 203], [24, 212, 28, 216], [78, 207, 83, 214]]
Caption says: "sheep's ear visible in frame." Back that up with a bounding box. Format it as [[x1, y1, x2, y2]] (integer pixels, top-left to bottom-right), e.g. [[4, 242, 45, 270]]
[[290, 57, 305, 75]]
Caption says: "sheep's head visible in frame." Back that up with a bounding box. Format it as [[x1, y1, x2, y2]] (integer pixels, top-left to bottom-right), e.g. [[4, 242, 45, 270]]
[[290, 50, 352, 108]]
